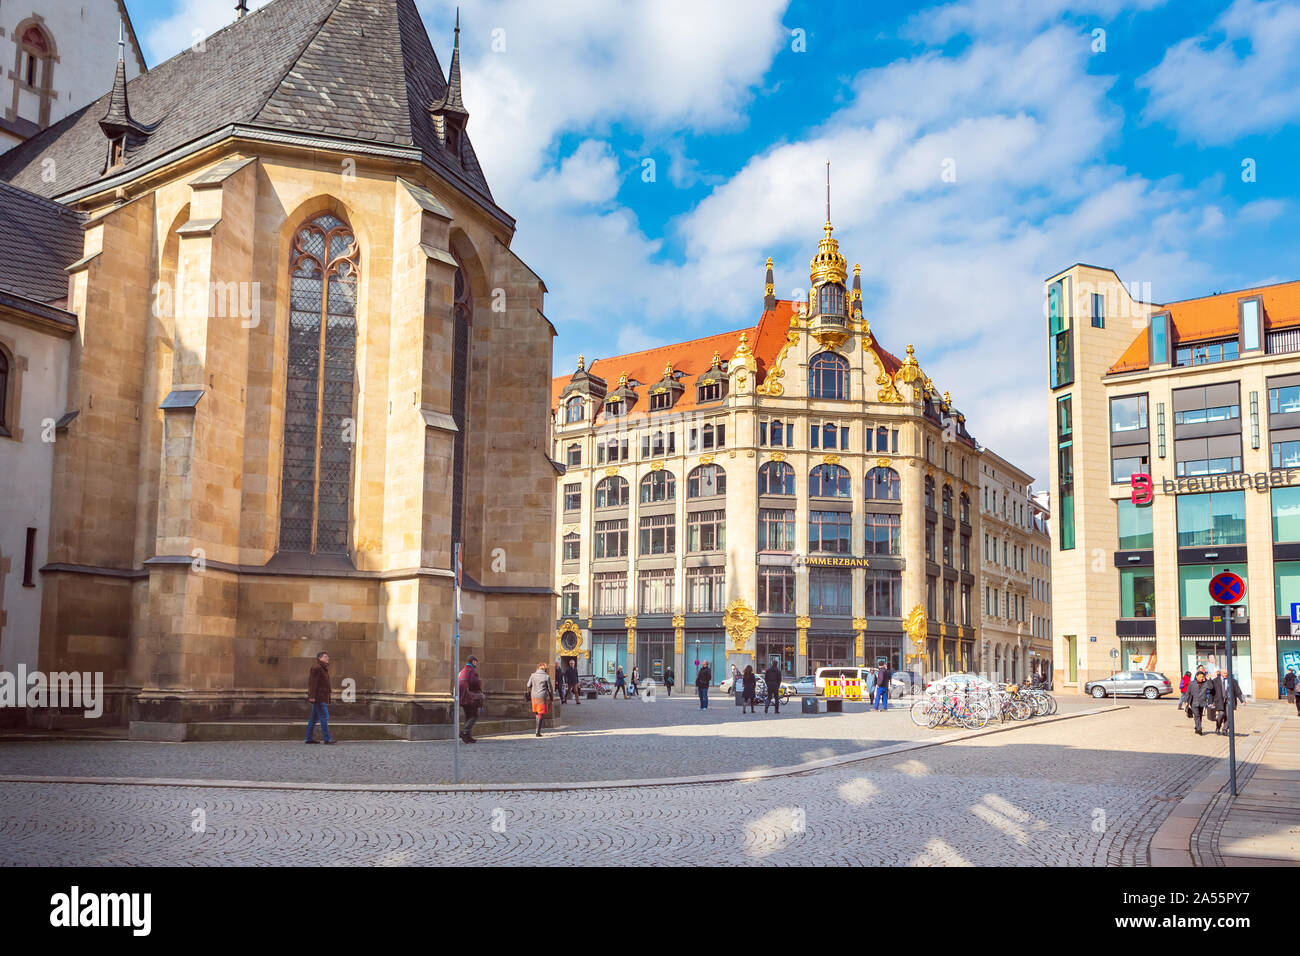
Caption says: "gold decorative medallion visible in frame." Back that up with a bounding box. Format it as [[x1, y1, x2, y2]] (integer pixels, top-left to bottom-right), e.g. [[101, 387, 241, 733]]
[[624, 615, 637, 630], [875, 457, 891, 468], [821, 454, 840, 465], [795, 615, 811, 630], [699, 454, 715, 465], [771, 451, 787, 462], [722, 598, 759, 651], [605, 467, 619, 477], [555, 619, 584, 656], [651, 461, 664, 471], [672, 613, 685, 630], [852, 617, 868, 632], [904, 604, 927, 652]]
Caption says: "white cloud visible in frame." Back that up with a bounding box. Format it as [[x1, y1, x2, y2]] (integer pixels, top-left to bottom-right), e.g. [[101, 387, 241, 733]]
[[906, 0, 1166, 44], [1139, 0, 1300, 144], [142, 0, 272, 63]]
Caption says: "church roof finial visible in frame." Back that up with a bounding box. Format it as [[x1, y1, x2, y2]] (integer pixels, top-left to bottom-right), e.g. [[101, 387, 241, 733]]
[[431, 8, 468, 118], [236, 0, 249, 19], [101, 21, 149, 141]]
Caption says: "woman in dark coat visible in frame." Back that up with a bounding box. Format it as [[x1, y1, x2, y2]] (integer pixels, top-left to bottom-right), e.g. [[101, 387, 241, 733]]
[[613, 665, 627, 700], [741, 664, 758, 714]]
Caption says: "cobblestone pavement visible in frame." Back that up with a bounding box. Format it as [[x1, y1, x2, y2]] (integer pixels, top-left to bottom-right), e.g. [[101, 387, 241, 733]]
[[0, 692, 1104, 786], [0, 700, 1272, 866]]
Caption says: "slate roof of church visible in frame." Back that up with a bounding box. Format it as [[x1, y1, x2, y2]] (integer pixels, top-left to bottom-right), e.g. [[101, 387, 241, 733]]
[[0, 0, 498, 217], [0, 181, 85, 305]]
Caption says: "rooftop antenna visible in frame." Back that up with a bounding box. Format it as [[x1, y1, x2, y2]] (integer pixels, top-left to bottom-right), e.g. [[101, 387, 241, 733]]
[[826, 160, 831, 223]]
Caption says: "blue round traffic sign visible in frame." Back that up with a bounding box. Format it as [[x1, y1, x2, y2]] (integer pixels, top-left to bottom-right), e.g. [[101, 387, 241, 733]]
[[1208, 571, 1246, 605]]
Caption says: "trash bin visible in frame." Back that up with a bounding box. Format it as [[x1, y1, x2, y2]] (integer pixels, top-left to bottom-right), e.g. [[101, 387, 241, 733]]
[[802, 695, 823, 714]]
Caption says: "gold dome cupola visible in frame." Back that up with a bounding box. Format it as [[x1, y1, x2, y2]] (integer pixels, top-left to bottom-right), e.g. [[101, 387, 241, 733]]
[[807, 162, 850, 348]]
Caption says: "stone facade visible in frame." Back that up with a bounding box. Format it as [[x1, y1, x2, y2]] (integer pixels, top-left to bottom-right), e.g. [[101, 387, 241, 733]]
[[0, 1, 557, 734]]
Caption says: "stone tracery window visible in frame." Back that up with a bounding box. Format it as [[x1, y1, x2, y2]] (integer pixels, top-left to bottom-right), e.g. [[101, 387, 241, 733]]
[[15, 24, 55, 127], [278, 213, 359, 554]]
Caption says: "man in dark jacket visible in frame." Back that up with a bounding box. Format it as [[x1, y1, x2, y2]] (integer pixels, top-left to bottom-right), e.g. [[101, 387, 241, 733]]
[[457, 655, 484, 743], [763, 660, 783, 714], [696, 663, 712, 710], [563, 660, 581, 705], [1186, 670, 1211, 736], [1208, 668, 1244, 736], [305, 652, 333, 744], [1284, 667, 1297, 708], [874, 662, 892, 711]]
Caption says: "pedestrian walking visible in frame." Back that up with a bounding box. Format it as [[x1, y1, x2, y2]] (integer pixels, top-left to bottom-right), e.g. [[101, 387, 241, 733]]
[[457, 655, 484, 743], [763, 660, 782, 714], [874, 661, 891, 711], [1177, 671, 1191, 706], [526, 663, 554, 737], [696, 662, 712, 710], [664, 666, 675, 697], [1283, 666, 1297, 705], [741, 665, 757, 714], [305, 651, 334, 744], [1208, 668, 1244, 736], [563, 660, 581, 705], [630, 665, 640, 697], [613, 665, 627, 700], [1186, 670, 1211, 736]]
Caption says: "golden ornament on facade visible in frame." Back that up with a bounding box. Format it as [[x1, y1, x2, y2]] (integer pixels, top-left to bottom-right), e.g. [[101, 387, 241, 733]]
[[699, 454, 715, 465], [904, 604, 927, 650], [651, 460, 664, 471], [722, 598, 759, 651], [624, 615, 637, 630], [852, 617, 868, 632], [795, 615, 811, 630], [617, 372, 629, 388], [555, 619, 584, 655], [577, 354, 585, 370], [756, 330, 800, 397], [770, 451, 787, 463], [809, 222, 848, 286], [822, 454, 840, 465], [605, 466, 619, 477], [651, 385, 667, 395], [672, 614, 685, 629], [733, 332, 753, 358], [875, 457, 891, 468]]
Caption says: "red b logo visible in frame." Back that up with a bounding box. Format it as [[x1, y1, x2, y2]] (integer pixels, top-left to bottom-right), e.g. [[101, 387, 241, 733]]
[[1130, 473, 1153, 505]]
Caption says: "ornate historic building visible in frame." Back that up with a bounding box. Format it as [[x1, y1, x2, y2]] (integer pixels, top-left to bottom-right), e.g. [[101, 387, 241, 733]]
[[549, 217, 1028, 684], [0, 0, 556, 736], [976, 449, 1052, 684]]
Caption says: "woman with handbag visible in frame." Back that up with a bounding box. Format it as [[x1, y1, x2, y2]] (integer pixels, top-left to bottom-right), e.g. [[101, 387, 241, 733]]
[[526, 663, 554, 737]]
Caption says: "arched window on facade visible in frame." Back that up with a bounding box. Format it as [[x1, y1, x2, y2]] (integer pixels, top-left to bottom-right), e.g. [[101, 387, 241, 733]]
[[809, 463, 851, 498], [924, 476, 935, 511], [865, 466, 900, 501], [564, 396, 583, 423], [17, 25, 55, 126], [758, 461, 795, 496], [942, 484, 953, 517], [278, 213, 359, 555], [595, 475, 629, 508], [818, 283, 846, 318], [640, 470, 676, 503], [808, 352, 849, 400], [687, 464, 726, 498], [959, 492, 970, 524]]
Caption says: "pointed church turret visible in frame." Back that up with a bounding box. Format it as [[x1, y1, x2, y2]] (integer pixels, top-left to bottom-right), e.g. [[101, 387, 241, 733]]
[[763, 257, 776, 311], [429, 9, 469, 159], [99, 23, 151, 167]]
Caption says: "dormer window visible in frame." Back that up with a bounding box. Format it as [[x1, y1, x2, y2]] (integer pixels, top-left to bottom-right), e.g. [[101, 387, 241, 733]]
[[650, 390, 673, 411], [697, 380, 724, 403], [109, 135, 126, 168], [564, 396, 584, 423], [603, 397, 624, 418]]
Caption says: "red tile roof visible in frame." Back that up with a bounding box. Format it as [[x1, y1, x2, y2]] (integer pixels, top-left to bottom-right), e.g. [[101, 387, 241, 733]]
[[1109, 279, 1300, 374]]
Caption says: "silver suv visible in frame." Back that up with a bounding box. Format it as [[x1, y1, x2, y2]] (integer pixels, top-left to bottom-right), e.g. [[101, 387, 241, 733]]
[[1084, 670, 1173, 699]]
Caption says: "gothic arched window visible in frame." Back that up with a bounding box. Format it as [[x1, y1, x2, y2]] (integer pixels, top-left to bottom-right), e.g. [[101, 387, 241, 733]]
[[16, 24, 55, 127], [278, 213, 359, 554], [808, 352, 849, 400]]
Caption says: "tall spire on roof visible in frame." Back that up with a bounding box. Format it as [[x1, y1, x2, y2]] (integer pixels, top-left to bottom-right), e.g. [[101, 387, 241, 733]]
[[429, 8, 469, 157], [236, 0, 249, 19], [100, 21, 146, 140], [763, 256, 776, 311]]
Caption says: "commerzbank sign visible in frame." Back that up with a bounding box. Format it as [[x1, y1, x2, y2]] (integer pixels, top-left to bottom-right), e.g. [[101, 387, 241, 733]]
[[1130, 469, 1300, 503]]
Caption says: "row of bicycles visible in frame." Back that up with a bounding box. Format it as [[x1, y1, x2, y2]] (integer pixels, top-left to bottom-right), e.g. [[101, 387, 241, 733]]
[[909, 683, 1058, 730]]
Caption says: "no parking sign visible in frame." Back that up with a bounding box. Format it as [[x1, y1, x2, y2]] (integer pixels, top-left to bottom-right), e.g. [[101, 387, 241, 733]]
[[1208, 570, 1245, 605]]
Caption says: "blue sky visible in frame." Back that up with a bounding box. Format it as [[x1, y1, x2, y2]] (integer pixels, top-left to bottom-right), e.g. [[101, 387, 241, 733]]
[[127, 0, 1300, 481]]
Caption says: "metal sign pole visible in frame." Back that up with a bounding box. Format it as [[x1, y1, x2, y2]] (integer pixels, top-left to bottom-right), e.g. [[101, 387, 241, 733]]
[[453, 542, 461, 786], [1223, 604, 1237, 797]]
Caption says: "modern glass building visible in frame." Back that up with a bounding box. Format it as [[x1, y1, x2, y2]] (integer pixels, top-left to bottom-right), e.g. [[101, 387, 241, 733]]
[[1046, 264, 1300, 697]]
